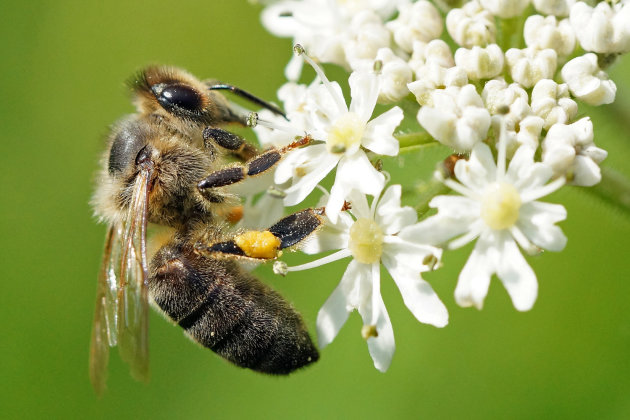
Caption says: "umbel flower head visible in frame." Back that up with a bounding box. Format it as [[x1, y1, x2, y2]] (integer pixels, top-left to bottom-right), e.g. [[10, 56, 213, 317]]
[[285, 185, 448, 372]]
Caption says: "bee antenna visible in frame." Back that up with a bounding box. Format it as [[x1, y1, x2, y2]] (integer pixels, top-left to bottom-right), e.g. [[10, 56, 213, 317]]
[[208, 83, 287, 120]]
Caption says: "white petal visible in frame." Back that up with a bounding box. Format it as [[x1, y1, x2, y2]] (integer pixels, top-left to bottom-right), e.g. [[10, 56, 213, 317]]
[[376, 184, 417, 235], [497, 237, 538, 311], [278, 147, 340, 206], [382, 235, 442, 274], [455, 142, 496, 190], [517, 201, 567, 251], [383, 253, 448, 327], [571, 154, 602, 186], [362, 107, 404, 156], [455, 231, 497, 309], [316, 261, 359, 348], [403, 196, 478, 246], [349, 71, 379, 122], [357, 265, 395, 372], [327, 154, 385, 222]]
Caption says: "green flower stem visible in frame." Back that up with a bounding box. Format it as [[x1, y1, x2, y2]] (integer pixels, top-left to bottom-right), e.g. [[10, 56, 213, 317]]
[[584, 167, 630, 216], [395, 131, 436, 149]]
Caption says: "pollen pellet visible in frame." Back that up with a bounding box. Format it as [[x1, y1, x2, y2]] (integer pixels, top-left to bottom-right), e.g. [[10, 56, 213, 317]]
[[348, 218, 384, 264], [480, 182, 522, 230], [234, 231, 281, 259]]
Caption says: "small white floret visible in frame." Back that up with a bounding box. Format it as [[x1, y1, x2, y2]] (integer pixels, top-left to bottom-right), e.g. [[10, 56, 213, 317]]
[[446, 0, 496, 48], [454, 44, 505, 80], [524, 15, 576, 57], [386, 0, 443, 53], [561, 53, 617, 105], [531, 79, 577, 129], [505, 47, 557, 88]]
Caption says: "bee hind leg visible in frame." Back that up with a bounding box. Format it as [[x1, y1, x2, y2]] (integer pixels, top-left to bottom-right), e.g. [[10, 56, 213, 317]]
[[196, 207, 324, 260]]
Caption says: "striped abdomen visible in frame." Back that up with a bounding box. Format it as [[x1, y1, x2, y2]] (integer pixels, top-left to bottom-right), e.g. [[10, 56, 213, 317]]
[[149, 241, 319, 374]]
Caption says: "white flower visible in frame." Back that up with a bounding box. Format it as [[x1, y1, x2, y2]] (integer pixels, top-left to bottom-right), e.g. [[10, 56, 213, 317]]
[[454, 44, 505, 80], [261, 0, 348, 78], [533, 0, 575, 17], [482, 79, 544, 153], [570, 1, 630, 53], [351, 48, 413, 104], [542, 118, 607, 186], [531, 79, 578, 129], [274, 63, 403, 223], [386, 0, 443, 53], [524, 15, 576, 57], [561, 53, 617, 105], [417, 85, 491, 151], [291, 185, 448, 372], [408, 128, 567, 311], [480, 0, 531, 18], [408, 39, 455, 75], [343, 11, 392, 70], [446, 0, 496, 48], [505, 47, 557, 88], [407, 63, 468, 106]]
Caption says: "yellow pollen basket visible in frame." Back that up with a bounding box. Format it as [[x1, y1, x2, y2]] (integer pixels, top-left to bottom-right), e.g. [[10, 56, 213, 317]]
[[326, 112, 365, 154], [349, 217, 384, 264], [480, 182, 522, 230], [234, 231, 281, 259]]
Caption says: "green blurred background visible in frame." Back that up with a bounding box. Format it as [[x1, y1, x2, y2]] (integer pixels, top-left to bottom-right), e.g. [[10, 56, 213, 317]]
[[2, 1, 630, 419]]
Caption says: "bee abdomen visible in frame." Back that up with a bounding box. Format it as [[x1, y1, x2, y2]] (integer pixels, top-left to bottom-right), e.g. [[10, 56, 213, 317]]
[[150, 247, 319, 374]]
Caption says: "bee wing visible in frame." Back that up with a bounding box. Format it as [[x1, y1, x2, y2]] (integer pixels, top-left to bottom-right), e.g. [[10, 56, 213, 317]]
[[116, 168, 151, 383], [89, 225, 120, 396], [89, 168, 152, 395]]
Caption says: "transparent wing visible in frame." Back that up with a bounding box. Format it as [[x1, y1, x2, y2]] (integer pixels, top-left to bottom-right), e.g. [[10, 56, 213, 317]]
[[89, 168, 151, 395], [89, 225, 120, 396], [117, 168, 151, 383]]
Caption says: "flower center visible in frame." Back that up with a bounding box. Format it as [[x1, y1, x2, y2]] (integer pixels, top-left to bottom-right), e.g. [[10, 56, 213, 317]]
[[326, 112, 365, 154], [480, 182, 522, 230], [349, 217, 384, 264]]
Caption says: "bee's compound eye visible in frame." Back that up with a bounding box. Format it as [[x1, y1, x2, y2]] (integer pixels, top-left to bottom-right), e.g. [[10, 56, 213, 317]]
[[108, 122, 146, 174], [153, 83, 202, 113]]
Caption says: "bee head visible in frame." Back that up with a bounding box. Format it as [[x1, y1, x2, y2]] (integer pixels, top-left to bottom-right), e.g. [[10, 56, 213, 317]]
[[128, 66, 230, 126], [108, 119, 152, 175]]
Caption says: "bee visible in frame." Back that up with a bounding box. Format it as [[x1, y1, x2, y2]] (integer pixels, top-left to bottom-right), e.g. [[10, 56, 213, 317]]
[[89, 66, 322, 395]]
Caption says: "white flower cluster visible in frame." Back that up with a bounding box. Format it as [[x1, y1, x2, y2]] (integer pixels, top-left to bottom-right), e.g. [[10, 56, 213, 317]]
[[253, 0, 628, 372]]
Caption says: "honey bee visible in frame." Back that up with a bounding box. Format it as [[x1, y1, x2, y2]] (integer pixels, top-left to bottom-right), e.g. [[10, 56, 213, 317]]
[[89, 66, 322, 395]]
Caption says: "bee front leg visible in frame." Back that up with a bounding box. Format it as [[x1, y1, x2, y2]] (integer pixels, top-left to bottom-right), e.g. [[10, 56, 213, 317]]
[[195, 207, 324, 260], [197, 135, 311, 191]]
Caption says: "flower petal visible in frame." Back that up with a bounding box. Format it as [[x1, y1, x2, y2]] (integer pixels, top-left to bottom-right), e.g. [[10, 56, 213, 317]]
[[497, 236, 538, 311], [376, 184, 417, 235], [455, 142, 497, 190], [455, 231, 498, 309], [327, 153, 385, 223], [362, 107, 403, 156], [383, 251, 448, 327], [316, 261, 361, 348], [349, 71, 379, 122], [357, 264, 395, 372], [401, 196, 478, 246], [517, 201, 567, 251]]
